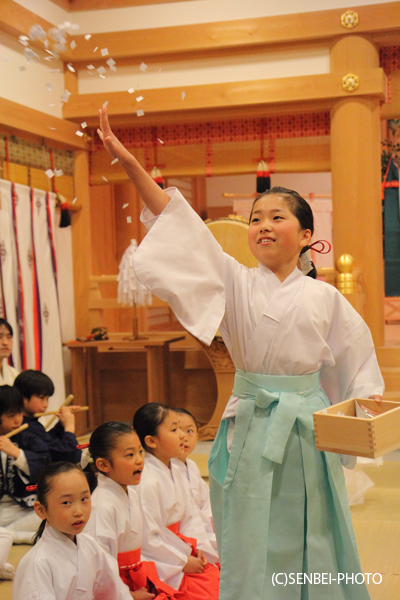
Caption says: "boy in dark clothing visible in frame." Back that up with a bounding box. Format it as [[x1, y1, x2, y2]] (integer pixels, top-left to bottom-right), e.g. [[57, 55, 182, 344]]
[[0, 385, 50, 578], [14, 370, 81, 464]]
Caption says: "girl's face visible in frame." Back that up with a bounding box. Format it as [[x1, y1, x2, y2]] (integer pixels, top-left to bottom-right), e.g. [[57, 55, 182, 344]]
[[97, 431, 144, 490], [145, 411, 186, 467], [248, 195, 311, 280], [177, 414, 198, 461], [34, 470, 91, 541]]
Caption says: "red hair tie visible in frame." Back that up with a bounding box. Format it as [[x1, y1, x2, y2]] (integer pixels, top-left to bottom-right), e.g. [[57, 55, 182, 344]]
[[26, 485, 37, 491], [309, 240, 331, 254], [77, 443, 90, 449]]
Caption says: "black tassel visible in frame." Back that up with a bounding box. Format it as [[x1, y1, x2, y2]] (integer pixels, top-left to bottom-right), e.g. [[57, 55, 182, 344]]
[[256, 160, 270, 194], [58, 194, 71, 228]]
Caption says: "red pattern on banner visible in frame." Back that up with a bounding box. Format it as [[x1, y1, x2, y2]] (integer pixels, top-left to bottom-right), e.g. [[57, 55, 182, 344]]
[[93, 112, 331, 151]]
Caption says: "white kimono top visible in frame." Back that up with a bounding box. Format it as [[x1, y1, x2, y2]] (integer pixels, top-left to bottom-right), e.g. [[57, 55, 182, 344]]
[[138, 453, 219, 590], [85, 473, 142, 557], [171, 458, 216, 550], [133, 187, 384, 418], [12, 524, 132, 600], [0, 359, 18, 385]]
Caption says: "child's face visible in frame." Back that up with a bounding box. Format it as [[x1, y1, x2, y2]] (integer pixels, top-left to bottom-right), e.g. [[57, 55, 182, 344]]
[[34, 471, 91, 541], [0, 325, 13, 360], [24, 394, 49, 417], [146, 411, 186, 465], [178, 414, 198, 459], [0, 411, 23, 434], [98, 431, 144, 490], [248, 195, 311, 273]]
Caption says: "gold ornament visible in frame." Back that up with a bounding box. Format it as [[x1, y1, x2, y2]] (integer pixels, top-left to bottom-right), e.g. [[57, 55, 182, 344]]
[[341, 10, 359, 29], [342, 73, 359, 92], [336, 254, 356, 294]]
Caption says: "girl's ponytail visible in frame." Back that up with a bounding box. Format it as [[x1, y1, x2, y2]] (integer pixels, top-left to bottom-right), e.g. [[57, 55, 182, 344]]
[[133, 402, 170, 450]]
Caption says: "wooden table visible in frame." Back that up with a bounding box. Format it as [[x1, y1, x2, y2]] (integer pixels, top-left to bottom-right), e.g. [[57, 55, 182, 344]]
[[67, 332, 184, 434]]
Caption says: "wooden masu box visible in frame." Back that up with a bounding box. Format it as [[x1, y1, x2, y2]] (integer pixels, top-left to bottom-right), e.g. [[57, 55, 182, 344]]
[[313, 398, 400, 458]]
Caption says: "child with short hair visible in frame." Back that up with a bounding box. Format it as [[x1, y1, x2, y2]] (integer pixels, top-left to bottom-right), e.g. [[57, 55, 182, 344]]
[[172, 409, 216, 551], [0, 385, 50, 579], [12, 461, 133, 600], [85, 421, 178, 600], [133, 403, 219, 599], [14, 370, 81, 463], [0, 318, 18, 385]]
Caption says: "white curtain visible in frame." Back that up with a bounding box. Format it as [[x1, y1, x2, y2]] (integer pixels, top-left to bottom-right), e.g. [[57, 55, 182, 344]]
[[0, 179, 66, 410]]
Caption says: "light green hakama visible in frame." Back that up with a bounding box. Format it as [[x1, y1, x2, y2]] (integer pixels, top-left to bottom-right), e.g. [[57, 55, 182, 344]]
[[209, 370, 370, 600]]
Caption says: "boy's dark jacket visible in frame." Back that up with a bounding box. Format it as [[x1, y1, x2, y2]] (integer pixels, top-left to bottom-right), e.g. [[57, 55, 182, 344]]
[[0, 427, 50, 507], [22, 416, 82, 463]]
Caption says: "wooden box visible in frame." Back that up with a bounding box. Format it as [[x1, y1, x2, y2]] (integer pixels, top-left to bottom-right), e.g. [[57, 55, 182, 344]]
[[313, 398, 400, 458]]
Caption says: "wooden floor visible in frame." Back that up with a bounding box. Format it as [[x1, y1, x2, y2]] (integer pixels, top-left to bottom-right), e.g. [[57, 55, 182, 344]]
[[1, 459, 399, 599]]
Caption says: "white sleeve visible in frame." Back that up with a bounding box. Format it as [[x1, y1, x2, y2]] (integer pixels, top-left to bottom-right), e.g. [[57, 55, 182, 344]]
[[94, 543, 132, 600], [85, 503, 118, 559], [174, 468, 219, 564], [14, 449, 30, 476], [12, 557, 55, 600], [321, 291, 384, 405], [133, 187, 226, 345], [139, 477, 190, 588]]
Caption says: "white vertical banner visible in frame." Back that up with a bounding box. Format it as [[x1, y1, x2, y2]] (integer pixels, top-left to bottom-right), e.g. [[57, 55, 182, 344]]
[[13, 182, 36, 371], [0, 179, 65, 410], [32, 188, 65, 410], [0, 180, 21, 371]]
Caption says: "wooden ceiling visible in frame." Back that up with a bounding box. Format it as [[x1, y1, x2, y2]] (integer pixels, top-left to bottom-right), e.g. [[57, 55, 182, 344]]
[[1, 1, 399, 132], [48, 0, 195, 10]]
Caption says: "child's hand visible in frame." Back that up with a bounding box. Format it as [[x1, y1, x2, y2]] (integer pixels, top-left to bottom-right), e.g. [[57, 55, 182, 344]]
[[183, 555, 205, 574], [368, 394, 382, 404], [0, 437, 20, 458], [97, 105, 133, 165], [131, 588, 155, 600], [197, 549, 208, 566], [57, 406, 76, 433]]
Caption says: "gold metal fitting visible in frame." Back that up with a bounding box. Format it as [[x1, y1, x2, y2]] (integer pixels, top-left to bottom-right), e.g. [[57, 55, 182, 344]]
[[341, 10, 359, 29], [336, 254, 356, 294], [342, 73, 359, 93]]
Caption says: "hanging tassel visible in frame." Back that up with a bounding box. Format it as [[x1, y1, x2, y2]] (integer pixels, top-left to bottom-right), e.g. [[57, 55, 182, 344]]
[[57, 192, 71, 228], [49, 149, 71, 228], [256, 159, 270, 194], [151, 166, 164, 189]]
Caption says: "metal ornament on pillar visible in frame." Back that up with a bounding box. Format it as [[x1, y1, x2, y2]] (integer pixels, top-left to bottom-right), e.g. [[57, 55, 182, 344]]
[[342, 74, 360, 93], [341, 10, 359, 29]]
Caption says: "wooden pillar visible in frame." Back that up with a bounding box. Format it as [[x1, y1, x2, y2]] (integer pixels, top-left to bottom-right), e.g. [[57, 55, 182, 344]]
[[72, 151, 93, 337], [330, 36, 385, 345]]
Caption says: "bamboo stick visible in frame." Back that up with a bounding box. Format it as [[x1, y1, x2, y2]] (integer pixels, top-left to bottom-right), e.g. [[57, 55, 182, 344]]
[[4, 423, 28, 438], [36, 406, 88, 418], [44, 394, 74, 430]]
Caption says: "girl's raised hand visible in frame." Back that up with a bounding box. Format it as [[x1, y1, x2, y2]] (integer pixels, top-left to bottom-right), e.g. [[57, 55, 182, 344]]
[[183, 555, 205, 574], [97, 104, 133, 165]]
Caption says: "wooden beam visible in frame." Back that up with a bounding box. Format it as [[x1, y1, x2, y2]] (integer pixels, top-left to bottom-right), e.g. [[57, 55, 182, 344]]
[[0, 97, 89, 150], [66, 0, 196, 9], [63, 69, 386, 122], [69, 2, 400, 63], [0, 0, 73, 60]]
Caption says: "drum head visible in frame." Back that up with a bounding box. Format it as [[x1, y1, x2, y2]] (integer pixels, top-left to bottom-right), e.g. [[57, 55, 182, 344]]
[[206, 215, 258, 268]]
